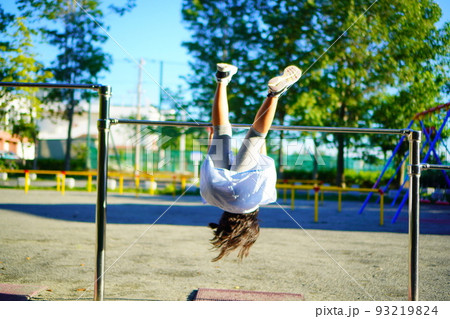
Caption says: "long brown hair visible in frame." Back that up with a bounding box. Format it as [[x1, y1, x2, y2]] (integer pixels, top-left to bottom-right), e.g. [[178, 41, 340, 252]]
[[209, 209, 260, 262]]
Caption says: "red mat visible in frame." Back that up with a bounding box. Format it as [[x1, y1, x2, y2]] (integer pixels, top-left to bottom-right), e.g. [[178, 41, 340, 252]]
[[194, 288, 305, 301], [0, 283, 47, 301]]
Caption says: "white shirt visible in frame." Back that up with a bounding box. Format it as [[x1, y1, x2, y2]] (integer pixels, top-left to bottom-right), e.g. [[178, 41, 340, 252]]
[[200, 154, 277, 214]]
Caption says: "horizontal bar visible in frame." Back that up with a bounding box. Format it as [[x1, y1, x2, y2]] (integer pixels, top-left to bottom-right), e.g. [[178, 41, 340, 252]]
[[276, 184, 381, 193], [421, 164, 450, 171], [0, 82, 103, 91], [111, 119, 409, 135]]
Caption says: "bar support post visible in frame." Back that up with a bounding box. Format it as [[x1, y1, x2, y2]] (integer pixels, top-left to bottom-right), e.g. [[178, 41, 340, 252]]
[[94, 85, 112, 301], [407, 130, 421, 301]]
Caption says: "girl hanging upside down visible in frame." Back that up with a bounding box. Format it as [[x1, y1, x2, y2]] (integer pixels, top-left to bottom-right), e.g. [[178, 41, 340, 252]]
[[200, 63, 302, 261]]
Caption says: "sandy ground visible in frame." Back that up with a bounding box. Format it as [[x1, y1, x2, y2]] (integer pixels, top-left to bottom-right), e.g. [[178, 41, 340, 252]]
[[0, 189, 448, 301]]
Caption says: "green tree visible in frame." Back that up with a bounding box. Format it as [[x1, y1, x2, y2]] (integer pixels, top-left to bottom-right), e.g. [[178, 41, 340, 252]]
[[303, 0, 448, 186], [16, 0, 135, 170], [1, 6, 53, 165], [182, 0, 448, 185]]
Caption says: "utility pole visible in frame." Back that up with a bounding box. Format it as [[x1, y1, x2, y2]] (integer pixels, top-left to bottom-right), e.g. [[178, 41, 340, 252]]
[[135, 58, 144, 176], [157, 60, 164, 171], [179, 112, 186, 173], [159, 60, 163, 119]]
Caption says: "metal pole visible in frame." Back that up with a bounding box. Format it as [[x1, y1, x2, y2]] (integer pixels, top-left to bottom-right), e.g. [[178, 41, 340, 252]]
[[0, 82, 101, 90], [86, 101, 92, 170], [422, 164, 450, 171], [111, 118, 408, 135], [407, 130, 421, 301], [94, 85, 112, 301]]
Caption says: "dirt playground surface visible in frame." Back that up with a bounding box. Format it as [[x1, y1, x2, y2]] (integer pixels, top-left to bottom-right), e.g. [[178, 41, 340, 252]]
[[0, 189, 448, 301]]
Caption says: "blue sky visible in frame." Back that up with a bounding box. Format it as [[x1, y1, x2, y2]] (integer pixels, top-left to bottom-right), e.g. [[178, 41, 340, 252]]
[[97, 0, 192, 107], [3, 0, 449, 111]]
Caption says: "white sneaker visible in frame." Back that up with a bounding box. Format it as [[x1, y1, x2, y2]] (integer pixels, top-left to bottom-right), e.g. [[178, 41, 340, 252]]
[[216, 63, 238, 83], [268, 65, 302, 97]]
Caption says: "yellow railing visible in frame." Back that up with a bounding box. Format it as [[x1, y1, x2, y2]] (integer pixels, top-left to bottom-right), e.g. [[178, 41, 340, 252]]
[[0, 169, 194, 196], [108, 171, 194, 196], [276, 184, 385, 225], [277, 179, 324, 202]]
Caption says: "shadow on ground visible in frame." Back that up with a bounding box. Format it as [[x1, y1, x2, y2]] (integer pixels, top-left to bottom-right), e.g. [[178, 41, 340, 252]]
[[0, 196, 449, 235]]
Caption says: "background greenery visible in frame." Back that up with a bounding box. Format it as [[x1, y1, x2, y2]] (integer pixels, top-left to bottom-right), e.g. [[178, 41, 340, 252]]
[[1, 0, 449, 190]]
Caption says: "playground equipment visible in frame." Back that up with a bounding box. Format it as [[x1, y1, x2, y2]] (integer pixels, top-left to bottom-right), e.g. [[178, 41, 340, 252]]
[[3, 82, 449, 302], [359, 103, 450, 222], [0, 169, 96, 194], [277, 183, 385, 225], [0, 168, 193, 196]]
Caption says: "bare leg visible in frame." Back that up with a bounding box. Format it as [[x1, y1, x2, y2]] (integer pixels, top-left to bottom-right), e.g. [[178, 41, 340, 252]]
[[212, 82, 230, 126], [251, 96, 279, 134], [214, 64, 301, 172], [254, 98, 274, 156], [231, 96, 278, 172], [211, 62, 237, 126], [208, 79, 233, 169]]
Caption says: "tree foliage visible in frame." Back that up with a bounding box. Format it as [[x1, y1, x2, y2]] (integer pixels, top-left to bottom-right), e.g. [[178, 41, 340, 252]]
[[0, 4, 53, 151], [14, 0, 135, 170], [182, 0, 449, 184]]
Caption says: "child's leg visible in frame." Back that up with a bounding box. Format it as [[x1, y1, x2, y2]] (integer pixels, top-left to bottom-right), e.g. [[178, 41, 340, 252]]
[[207, 124, 232, 169], [251, 96, 279, 135], [231, 96, 277, 172], [231, 65, 302, 173], [207, 64, 238, 169], [212, 63, 238, 126], [231, 127, 267, 172], [212, 82, 230, 127]]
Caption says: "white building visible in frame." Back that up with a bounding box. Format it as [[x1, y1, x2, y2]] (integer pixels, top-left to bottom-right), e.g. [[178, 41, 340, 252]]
[[37, 100, 163, 159], [0, 96, 35, 160]]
